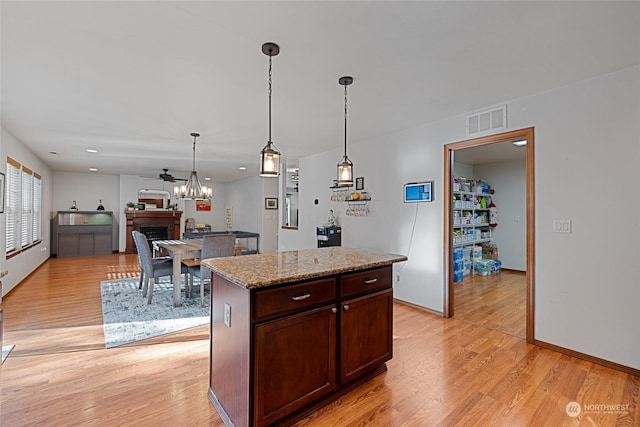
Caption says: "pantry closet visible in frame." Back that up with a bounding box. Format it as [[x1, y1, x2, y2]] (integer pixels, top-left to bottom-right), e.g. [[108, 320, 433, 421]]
[[444, 127, 535, 342]]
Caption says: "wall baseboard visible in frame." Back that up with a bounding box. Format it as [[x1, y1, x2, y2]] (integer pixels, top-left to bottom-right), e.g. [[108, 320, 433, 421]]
[[535, 339, 640, 377]]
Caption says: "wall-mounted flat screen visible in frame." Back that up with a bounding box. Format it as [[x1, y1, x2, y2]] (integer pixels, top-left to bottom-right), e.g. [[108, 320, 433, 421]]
[[404, 181, 433, 203]]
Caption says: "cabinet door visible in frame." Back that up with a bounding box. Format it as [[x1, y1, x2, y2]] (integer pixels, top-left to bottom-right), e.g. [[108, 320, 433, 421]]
[[57, 234, 79, 258], [340, 288, 393, 384], [254, 305, 337, 426], [78, 233, 94, 256], [94, 232, 112, 255]]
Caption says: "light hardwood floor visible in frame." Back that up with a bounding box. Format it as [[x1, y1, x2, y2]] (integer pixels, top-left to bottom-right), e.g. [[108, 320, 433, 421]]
[[1, 255, 638, 426], [454, 269, 526, 338]]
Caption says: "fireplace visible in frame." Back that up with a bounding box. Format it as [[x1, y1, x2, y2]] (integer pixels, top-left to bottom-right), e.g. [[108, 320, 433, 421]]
[[139, 225, 169, 250], [125, 210, 182, 254]]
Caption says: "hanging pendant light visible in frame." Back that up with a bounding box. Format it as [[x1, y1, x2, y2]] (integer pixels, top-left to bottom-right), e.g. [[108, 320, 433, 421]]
[[260, 42, 281, 177], [337, 76, 354, 185], [174, 132, 211, 200]]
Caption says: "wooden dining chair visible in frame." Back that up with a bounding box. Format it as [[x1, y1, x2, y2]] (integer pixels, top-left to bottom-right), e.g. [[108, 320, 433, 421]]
[[185, 234, 236, 307], [132, 231, 188, 304]]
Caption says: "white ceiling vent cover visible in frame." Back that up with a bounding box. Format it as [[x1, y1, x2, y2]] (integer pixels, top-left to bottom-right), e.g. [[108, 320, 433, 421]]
[[466, 104, 507, 137]]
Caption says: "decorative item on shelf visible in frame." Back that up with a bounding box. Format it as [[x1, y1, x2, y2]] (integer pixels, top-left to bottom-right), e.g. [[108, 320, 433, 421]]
[[327, 209, 336, 226], [346, 204, 369, 216], [259, 42, 281, 177], [97, 199, 105, 211], [126, 201, 135, 210], [174, 133, 211, 200], [336, 76, 354, 185], [70, 200, 78, 211]]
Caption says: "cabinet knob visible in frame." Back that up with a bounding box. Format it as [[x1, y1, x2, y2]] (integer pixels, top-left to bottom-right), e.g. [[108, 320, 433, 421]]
[[331, 307, 337, 314], [363, 278, 378, 284], [291, 294, 311, 301], [344, 304, 350, 311]]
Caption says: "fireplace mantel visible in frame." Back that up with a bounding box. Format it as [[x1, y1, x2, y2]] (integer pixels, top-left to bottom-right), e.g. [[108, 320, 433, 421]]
[[125, 210, 183, 254]]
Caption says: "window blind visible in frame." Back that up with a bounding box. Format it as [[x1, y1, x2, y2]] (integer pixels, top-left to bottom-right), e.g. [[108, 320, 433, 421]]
[[33, 173, 42, 242], [21, 167, 33, 247], [5, 158, 20, 252], [5, 157, 42, 254]]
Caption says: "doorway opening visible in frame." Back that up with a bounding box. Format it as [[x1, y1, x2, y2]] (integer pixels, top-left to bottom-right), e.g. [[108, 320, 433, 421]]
[[443, 127, 535, 343]]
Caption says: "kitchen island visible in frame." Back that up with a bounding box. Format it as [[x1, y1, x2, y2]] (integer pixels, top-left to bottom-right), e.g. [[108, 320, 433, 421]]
[[202, 247, 407, 427]]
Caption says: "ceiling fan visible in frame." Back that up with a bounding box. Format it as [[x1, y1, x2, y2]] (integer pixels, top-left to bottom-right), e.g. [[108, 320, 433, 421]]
[[154, 169, 187, 183]]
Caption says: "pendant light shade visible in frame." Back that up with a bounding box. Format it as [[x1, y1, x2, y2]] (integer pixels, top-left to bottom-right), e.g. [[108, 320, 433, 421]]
[[337, 76, 354, 185], [260, 42, 281, 177], [174, 132, 211, 200]]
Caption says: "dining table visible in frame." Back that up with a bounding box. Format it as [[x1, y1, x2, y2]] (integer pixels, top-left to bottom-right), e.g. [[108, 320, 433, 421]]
[[153, 239, 202, 307]]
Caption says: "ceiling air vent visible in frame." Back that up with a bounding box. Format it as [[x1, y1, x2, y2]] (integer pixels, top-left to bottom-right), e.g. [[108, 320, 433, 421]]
[[466, 104, 507, 137]]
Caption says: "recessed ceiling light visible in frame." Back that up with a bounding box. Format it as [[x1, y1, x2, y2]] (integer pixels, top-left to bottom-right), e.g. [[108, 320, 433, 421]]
[[204, 177, 211, 181], [86, 148, 98, 153], [239, 166, 247, 171], [512, 140, 527, 147], [89, 167, 98, 172]]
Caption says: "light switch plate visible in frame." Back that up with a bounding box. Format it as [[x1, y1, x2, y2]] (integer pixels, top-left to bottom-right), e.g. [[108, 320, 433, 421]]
[[553, 220, 571, 233]]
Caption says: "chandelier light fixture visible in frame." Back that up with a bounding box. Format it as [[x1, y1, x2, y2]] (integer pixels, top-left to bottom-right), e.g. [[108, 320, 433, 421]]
[[337, 76, 354, 185], [174, 132, 212, 200], [259, 42, 281, 177]]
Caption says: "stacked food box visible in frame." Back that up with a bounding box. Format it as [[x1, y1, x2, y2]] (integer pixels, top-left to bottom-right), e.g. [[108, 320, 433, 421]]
[[453, 248, 464, 282]]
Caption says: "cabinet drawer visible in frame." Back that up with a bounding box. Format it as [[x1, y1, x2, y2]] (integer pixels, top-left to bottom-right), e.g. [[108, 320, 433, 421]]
[[340, 266, 392, 298], [253, 278, 336, 320]]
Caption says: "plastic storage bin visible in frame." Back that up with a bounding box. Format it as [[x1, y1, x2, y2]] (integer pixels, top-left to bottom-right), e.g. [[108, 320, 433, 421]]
[[474, 259, 495, 275]]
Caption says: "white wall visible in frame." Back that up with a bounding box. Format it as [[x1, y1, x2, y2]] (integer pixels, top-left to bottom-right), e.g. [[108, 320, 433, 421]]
[[453, 161, 474, 179], [1, 126, 53, 295], [261, 177, 278, 253], [52, 171, 120, 213], [280, 65, 640, 370], [475, 159, 526, 271], [224, 175, 279, 253]]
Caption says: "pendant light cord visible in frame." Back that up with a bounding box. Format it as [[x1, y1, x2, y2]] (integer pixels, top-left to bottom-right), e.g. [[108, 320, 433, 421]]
[[192, 134, 197, 170], [344, 83, 348, 158], [268, 53, 273, 143]]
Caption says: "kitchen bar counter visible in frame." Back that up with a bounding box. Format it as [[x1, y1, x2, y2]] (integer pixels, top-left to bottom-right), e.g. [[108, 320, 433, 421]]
[[204, 247, 406, 427], [201, 246, 406, 289]]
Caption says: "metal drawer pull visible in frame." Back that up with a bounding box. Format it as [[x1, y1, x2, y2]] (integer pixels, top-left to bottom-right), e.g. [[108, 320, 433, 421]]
[[363, 278, 378, 284], [291, 294, 311, 301], [332, 307, 337, 314], [344, 304, 350, 311]]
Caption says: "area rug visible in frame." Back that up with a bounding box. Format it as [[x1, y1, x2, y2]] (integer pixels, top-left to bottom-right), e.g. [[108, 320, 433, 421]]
[[100, 277, 209, 348]]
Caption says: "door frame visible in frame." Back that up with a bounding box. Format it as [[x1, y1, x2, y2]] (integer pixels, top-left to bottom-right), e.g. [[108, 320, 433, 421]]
[[443, 127, 535, 343]]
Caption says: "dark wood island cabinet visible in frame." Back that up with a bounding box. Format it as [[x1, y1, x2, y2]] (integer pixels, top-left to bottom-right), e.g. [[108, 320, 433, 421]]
[[202, 247, 407, 427]]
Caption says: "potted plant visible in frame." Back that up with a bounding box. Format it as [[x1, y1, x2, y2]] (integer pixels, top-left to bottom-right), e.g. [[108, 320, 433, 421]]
[[126, 201, 135, 210]]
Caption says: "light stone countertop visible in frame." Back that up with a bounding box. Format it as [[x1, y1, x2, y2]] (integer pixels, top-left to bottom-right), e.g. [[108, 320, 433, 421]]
[[201, 247, 408, 290]]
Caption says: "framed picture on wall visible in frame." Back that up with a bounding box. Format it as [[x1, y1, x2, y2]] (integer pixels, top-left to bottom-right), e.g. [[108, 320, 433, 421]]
[[196, 199, 211, 211], [0, 172, 5, 213], [265, 198, 278, 210]]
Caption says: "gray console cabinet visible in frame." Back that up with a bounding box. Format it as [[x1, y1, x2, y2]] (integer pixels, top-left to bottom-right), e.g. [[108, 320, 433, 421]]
[[54, 211, 114, 258]]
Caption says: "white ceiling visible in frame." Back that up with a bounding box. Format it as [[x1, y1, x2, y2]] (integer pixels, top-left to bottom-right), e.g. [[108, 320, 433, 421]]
[[2, 1, 639, 183]]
